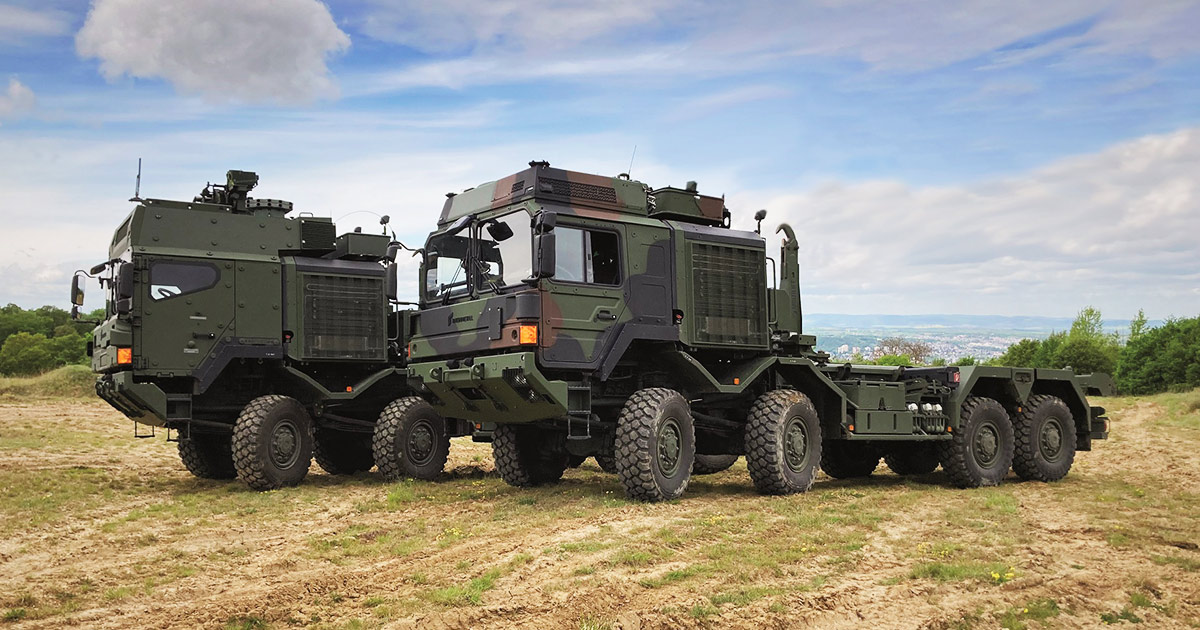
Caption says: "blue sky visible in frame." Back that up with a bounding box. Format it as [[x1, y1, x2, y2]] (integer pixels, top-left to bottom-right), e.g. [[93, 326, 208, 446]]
[[1, 0, 1198, 319]]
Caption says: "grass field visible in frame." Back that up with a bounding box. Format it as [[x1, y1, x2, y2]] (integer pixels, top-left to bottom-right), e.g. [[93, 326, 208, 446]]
[[0, 383, 1197, 629]]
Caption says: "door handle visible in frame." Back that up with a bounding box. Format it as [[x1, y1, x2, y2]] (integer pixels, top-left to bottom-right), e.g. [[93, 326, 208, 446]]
[[596, 310, 617, 321]]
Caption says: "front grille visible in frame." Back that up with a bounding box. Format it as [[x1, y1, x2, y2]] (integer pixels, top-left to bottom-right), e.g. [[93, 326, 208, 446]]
[[692, 243, 767, 346], [542, 178, 618, 204], [302, 274, 385, 360]]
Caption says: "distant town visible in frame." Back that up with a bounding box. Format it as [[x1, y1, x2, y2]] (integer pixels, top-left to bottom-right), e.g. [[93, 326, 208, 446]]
[[806, 313, 1150, 362]]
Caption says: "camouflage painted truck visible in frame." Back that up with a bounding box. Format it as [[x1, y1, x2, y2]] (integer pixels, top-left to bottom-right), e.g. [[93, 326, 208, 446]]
[[71, 170, 465, 490], [390, 161, 1114, 502]]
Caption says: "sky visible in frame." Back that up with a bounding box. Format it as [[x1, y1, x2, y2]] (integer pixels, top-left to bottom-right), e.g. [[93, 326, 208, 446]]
[[0, 0, 1197, 319]]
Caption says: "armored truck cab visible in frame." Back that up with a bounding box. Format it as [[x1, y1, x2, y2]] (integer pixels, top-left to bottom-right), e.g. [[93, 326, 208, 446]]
[[75, 171, 445, 489], [399, 161, 1113, 502]]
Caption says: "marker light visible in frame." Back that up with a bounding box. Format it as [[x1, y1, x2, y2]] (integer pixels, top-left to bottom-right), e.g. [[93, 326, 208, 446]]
[[117, 347, 132, 365], [519, 325, 538, 345]]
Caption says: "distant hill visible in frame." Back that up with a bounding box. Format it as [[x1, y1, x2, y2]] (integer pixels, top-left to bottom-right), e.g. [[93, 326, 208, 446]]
[[803, 313, 1155, 334]]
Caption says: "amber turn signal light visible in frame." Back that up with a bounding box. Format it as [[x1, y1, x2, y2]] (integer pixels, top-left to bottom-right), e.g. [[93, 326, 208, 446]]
[[117, 347, 132, 365], [519, 325, 538, 345]]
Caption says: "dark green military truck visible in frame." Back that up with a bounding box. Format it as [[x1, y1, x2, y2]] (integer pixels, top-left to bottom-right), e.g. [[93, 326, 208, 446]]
[[396, 161, 1114, 501], [73, 171, 467, 490]]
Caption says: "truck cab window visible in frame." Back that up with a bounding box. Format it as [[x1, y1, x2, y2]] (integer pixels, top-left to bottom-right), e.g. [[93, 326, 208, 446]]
[[149, 261, 218, 301], [424, 227, 471, 300], [555, 227, 621, 285]]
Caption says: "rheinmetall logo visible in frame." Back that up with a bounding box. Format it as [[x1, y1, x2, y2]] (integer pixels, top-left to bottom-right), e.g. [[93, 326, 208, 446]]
[[449, 314, 474, 326]]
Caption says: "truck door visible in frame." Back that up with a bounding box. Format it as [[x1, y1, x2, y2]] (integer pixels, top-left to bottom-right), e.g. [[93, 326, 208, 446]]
[[136, 256, 235, 374], [541, 224, 626, 367]]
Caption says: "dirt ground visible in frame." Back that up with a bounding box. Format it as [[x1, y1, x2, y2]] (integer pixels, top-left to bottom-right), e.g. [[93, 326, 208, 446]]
[[1, 396, 1197, 629]]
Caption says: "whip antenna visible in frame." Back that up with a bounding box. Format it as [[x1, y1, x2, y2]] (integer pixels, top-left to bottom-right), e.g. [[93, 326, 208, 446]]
[[128, 158, 143, 202]]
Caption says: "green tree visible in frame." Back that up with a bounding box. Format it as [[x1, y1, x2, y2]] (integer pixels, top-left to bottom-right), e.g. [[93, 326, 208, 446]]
[[1128, 309, 1148, 341], [0, 332, 55, 375], [1115, 316, 1200, 394], [994, 338, 1041, 367]]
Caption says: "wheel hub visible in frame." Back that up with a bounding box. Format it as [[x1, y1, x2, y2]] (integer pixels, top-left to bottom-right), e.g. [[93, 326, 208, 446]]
[[408, 422, 435, 465], [270, 420, 300, 468], [657, 418, 682, 476], [974, 423, 999, 466], [784, 417, 809, 472], [1040, 418, 1064, 461]]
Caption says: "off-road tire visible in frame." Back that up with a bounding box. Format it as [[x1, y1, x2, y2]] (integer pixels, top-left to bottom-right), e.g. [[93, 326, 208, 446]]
[[373, 397, 449, 481], [594, 454, 618, 474], [745, 390, 822, 495], [492, 424, 569, 487], [820, 440, 879, 479], [937, 396, 1014, 488], [693, 454, 739, 475], [884, 443, 940, 476], [614, 388, 696, 502], [1012, 394, 1076, 482], [178, 433, 236, 479], [314, 429, 375, 475], [232, 395, 314, 491]]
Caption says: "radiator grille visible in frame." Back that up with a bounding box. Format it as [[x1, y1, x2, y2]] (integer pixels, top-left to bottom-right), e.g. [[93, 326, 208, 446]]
[[302, 274, 386, 360], [691, 243, 767, 346]]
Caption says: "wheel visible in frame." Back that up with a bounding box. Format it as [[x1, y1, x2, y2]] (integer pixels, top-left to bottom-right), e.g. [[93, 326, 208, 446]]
[[594, 454, 618, 474], [884, 443, 940, 475], [820, 440, 879, 478], [937, 396, 1014, 488], [373, 397, 450, 481], [1012, 395, 1076, 482], [232, 395, 314, 491], [314, 428, 375, 475], [492, 424, 569, 487], [614, 388, 696, 502], [745, 390, 822, 495], [178, 432, 236, 479], [693, 454, 739, 475]]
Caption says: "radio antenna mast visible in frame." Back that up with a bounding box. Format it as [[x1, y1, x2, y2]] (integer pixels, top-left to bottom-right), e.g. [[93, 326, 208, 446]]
[[626, 145, 637, 179], [128, 158, 143, 202]]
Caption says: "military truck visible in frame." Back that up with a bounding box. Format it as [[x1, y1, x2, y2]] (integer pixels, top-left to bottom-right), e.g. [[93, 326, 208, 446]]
[[395, 161, 1114, 502], [72, 170, 466, 490]]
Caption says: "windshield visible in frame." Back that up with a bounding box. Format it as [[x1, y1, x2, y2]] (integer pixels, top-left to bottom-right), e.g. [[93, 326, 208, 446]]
[[477, 211, 532, 292], [424, 224, 471, 301]]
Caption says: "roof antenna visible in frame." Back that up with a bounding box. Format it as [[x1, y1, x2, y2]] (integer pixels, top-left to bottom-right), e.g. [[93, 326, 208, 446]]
[[128, 158, 143, 202], [626, 145, 637, 179]]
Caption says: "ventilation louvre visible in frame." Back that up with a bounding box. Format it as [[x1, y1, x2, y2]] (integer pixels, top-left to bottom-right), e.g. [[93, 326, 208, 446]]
[[301, 274, 386, 360], [299, 219, 336, 251], [691, 243, 767, 346]]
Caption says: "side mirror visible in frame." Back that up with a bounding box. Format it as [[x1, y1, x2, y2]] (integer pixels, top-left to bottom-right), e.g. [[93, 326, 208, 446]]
[[115, 262, 134, 300], [485, 220, 514, 242], [116, 298, 132, 315], [71, 274, 85, 307], [533, 231, 556, 280], [385, 262, 398, 302], [534, 211, 557, 234]]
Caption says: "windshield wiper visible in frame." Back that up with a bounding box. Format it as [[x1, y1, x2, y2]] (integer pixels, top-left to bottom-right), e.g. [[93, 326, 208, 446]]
[[474, 258, 504, 295]]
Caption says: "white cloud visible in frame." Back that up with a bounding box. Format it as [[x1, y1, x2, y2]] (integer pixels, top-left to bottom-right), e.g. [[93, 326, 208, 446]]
[[745, 127, 1200, 318], [0, 4, 71, 42], [0, 77, 34, 120], [75, 0, 350, 104]]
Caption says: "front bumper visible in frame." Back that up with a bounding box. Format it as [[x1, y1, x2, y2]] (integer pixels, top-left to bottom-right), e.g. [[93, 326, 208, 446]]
[[96, 371, 169, 426], [407, 352, 571, 424]]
